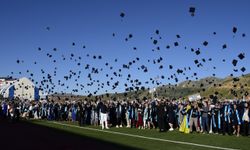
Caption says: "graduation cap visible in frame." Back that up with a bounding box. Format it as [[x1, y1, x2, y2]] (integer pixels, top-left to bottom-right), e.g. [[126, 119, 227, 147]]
[[194, 59, 199, 64], [240, 67, 246, 72], [203, 41, 208, 46], [153, 40, 158, 45], [177, 69, 183, 74], [238, 53, 245, 60], [155, 30, 159, 35], [222, 44, 227, 49], [232, 59, 238, 66], [233, 69, 238, 72], [195, 50, 200, 55], [189, 7, 195, 16], [120, 12, 125, 18], [128, 34, 133, 38], [232, 26, 237, 34]]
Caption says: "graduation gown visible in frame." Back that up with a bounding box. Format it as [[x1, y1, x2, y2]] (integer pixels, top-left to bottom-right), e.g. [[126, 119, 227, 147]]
[[179, 105, 191, 134]]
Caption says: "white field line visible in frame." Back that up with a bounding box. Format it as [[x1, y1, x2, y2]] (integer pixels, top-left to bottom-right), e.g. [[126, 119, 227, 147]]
[[51, 122, 239, 150]]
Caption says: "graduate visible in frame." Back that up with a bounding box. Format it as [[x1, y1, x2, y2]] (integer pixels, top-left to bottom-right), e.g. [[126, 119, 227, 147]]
[[150, 101, 157, 129], [208, 101, 214, 134], [143, 103, 149, 129], [77, 102, 84, 126], [212, 102, 221, 134], [121, 102, 127, 127], [136, 106, 143, 129], [8, 102, 15, 122], [167, 101, 175, 131], [54, 103, 60, 121], [177, 103, 184, 128], [125, 102, 131, 128], [188, 102, 200, 133], [201, 101, 209, 133], [242, 102, 249, 136], [108, 102, 115, 127], [197, 102, 203, 132], [91, 102, 98, 126], [68, 105, 72, 122], [157, 99, 167, 132], [232, 103, 241, 137], [41, 102, 47, 119], [28, 103, 34, 119], [72, 104, 78, 122], [131, 102, 137, 128], [2, 101, 8, 119], [85, 102, 92, 125], [222, 101, 232, 135], [99, 101, 109, 130], [116, 101, 122, 128], [179, 101, 191, 134], [148, 103, 155, 129]]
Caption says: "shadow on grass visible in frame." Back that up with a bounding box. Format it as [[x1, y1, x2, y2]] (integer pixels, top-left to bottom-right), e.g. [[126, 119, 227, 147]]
[[0, 118, 142, 150]]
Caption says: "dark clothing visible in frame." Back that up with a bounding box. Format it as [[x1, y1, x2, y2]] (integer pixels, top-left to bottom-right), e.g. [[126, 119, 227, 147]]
[[167, 104, 175, 124], [101, 104, 108, 113], [157, 104, 166, 132], [213, 108, 221, 133], [243, 121, 249, 136], [232, 109, 241, 126], [202, 106, 209, 118], [189, 108, 199, 118], [77, 105, 85, 126]]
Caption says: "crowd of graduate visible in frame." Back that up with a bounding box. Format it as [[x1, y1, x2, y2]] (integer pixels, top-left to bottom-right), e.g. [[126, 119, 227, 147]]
[[1, 97, 250, 137]]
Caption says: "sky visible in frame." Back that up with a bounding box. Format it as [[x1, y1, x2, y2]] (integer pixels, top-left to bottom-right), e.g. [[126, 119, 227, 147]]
[[0, 0, 249, 95]]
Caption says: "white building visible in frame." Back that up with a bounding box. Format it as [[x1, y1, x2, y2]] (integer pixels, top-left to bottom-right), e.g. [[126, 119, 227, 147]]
[[0, 77, 41, 101]]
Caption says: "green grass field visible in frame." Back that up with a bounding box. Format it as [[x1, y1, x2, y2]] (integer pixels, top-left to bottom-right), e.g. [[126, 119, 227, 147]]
[[30, 120, 250, 150]]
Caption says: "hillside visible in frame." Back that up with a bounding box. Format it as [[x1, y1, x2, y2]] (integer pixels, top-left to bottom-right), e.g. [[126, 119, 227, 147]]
[[155, 74, 250, 99], [48, 74, 250, 101]]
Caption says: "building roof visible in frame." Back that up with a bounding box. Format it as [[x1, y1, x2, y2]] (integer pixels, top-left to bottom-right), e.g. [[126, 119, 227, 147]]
[[0, 76, 16, 81]]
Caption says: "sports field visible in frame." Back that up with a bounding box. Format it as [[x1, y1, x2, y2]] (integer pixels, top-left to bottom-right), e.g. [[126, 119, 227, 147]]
[[29, 120, 250, 150]]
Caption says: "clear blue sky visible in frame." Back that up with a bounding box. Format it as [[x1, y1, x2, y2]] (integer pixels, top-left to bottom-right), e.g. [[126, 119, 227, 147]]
[[0, 0, 249, 95]]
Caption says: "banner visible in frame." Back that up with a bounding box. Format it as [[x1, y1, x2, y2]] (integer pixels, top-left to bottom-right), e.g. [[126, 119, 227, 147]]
[[188, 93, 201, 101]]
